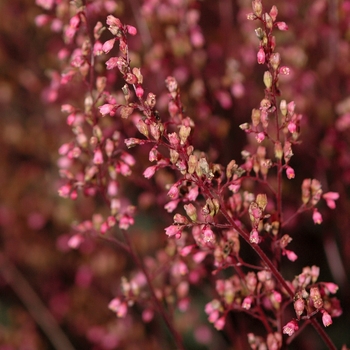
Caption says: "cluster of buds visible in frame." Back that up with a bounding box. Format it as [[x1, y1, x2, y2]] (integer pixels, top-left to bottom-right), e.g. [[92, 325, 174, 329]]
[[281, 266, 342, 336]]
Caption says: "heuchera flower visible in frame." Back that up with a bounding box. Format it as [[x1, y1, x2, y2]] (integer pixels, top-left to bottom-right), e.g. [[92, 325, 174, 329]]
[[322, 192, 339, 209], [322, 310, 333, 327], [312, 209, 323, 224], [165, 225, 181, 237], [283, 320, 299, 336]]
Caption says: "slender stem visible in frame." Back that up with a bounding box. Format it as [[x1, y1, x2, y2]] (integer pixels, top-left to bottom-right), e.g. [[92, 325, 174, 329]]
[[0, 254, 76, 350], [122, 232, 185, 350], [217, 205, 337, 349]]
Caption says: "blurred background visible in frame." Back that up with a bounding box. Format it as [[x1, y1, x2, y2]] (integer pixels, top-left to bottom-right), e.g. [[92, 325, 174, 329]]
[[0, 0, 349, 349]]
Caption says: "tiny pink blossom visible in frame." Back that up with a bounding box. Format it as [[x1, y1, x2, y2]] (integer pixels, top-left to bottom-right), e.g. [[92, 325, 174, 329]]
[[322, 191, 339, 209], [279, 66, 291, 75], [106, 15, 122, 28], [249, 229, 260, 244], [284, 249, 298, 262], [68, 234, 83, 249], [294, 298, 305, 318], [102, 38, 116, 54], [256, 132, 265, 143], [257, 48, 265, 64], [127, 25, 137, 35], [322, 311, 333, 327], [312, 209, 323, 224], [288, 122, 297, 133], [214, 316, 225, 330], [203, 228, 215, 244], [167, 184, 179, 199], [142, 309, 154, 323], [323, 282, 339, 294], [99, 103, 115, 116], [143, 165, 157, 179], [283, 320, 299, 336], [193, 251, 207, 263], [35, 14, 50, 27], [164, 199, 180, 213], [165, 225, 181, 237], [93, 149, 104, 164], [136, 86, 144, 98], [242, 296, 252, 310], [286, 166, 295, 179], [276, 21, 288, 30], [187, 186, 199, 201], [272, 290, 282, 303], [106, 57, 119, 70]]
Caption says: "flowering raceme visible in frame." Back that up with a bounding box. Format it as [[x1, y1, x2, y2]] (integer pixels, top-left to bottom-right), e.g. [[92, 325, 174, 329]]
[[31, 0, 348, 349]]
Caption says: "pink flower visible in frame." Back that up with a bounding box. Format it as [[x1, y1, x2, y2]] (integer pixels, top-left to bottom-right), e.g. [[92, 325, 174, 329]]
[[257, 48, 265, 64], [167, 184, 179, 199], [93, 149, 104, 164], [127, 25, 137, 35], [322, 311, 332, 327], [284, 249, 298, 262], [286, 166, 295, 179], [276, 21, 288, 30], [165, 225, 181, 237], [102, 38, 116, 54], [323, 282, 339, 294], [242, 296, 252, 310], [108, 298, 128, 318], [99, 103, 115, 116], [255, 132, 265, 143], [106, 57, 119, 70], [136, 86, 144, 98], [203, 227, 215, 244], [294, 298, 305, 318], [312, 209, 323, 224], [67, 234, 83, 249], [214, 316, 225, 330], [249, 229, 260, 244], [283, 320, 299, 336], [187, 186, 199, 201], [143, 165, 157, 179], [322, 192, 339, 209], [164, 199, 180, 213]]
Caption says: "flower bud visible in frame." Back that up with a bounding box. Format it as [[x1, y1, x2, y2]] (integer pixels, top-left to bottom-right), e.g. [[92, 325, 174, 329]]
[[294, 298, 305, 318], [274, 141, 283, 159], [252, 0, 262, 16], [251, 108, 261, 126], [280, 100, 287, 116], [264, 71, 272, 89], [264, 13, 273, 29], [257, 48, 265, 64], [184, 203, 197, 221], [270, 53, 281, 70]]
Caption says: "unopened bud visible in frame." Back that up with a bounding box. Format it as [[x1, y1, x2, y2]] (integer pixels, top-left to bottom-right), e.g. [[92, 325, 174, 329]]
[[274, 141, 283, 159], [252, 0, 262, 16], [263, 71, 273, 89], [146, 93, 156, 109], [264, 13, 273, 29], [179, 125, 191, 144], [170, 149, 179, 164], [270, 53, 280, 70], [256, 194, 267, 210], [188, 154, 198, 174], [251, 108, 261, 127], [184, 203, 197, 221], [280, 99, 287, 116], [136, 119, 149, 138]]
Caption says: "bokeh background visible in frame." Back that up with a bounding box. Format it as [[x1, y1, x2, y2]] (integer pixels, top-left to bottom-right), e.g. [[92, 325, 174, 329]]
[[0, 0, 349, 349]]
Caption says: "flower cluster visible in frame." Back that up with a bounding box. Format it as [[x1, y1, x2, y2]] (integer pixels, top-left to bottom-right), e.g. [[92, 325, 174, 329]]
[[34, 0, 344, 349]]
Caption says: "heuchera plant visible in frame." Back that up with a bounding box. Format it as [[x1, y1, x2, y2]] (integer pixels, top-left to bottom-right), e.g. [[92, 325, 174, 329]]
[[36, 0, 345, 349]]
